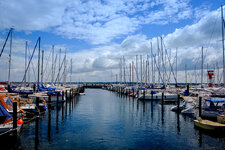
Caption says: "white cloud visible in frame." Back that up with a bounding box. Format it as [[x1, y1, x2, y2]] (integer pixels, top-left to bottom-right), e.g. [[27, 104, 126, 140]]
[[0, 0, 192, 44]]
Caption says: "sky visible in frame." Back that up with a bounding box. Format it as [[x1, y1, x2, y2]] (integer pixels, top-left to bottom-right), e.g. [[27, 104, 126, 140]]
[[0, 0, 225, 83]]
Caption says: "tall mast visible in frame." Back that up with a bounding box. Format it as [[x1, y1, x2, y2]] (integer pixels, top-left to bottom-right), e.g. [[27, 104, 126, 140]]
[[194, 65, 197, 84], [51, 45, 54, 85], [161, 37, 164, 84], [41, 50, 44, 85], [63, 50, 67, 86], [201, 46, 203, 86], [140, 55, 142, 87], [70, 59, 72, 86], [8, 29, 13, 85], [146, 57, 148, 84], [176, 48, 178, 85], [123, 56, 126, 84], [25, 41, 27, 86], [185, 64, 187, 87], [129, 63, 131, 84], [136, 55, 138, 85], [37, 37, 41, 90], [151, 42, 154, 85], [132, 61, 134, 85], [58, 48, 61, 85], [221, 5, 225, 85], [157, 38, 160, 85]]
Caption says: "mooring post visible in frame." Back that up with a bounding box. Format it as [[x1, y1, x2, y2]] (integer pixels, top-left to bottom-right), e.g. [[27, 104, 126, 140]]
[[161, 92, 164, 105], [62, 91, 64, 101], [143, 90, 145, 100], [13, 102, 17, 136], [48, 94, 51, 103], [56, 92, 59, 106], [199, 97, 202, 117], [36, 97, 39, 115], [65, 90, 67, 101], [187, 84, 189, 96], [151, 91, 153, 100], [137, 89, 139, 98], [177, 95, 180, 112]]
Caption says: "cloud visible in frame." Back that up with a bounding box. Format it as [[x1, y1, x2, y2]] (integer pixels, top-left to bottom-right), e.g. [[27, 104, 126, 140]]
[[0, 4, 223, 83], [0, 0, 192, 44]]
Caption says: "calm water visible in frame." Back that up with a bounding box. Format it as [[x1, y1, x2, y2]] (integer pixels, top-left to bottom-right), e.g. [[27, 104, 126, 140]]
[[2, 89, 225, 149]]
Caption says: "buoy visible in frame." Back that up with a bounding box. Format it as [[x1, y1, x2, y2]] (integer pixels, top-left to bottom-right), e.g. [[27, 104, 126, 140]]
[[17, 119, 23, 125]]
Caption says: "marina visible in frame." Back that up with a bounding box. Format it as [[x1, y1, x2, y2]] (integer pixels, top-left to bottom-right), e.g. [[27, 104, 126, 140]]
[[0, 88, 225, 149], [1, 1, 225, 149]]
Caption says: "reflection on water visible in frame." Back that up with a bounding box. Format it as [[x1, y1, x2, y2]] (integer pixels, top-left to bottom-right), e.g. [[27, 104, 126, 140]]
[[1, 89, 225, 150]]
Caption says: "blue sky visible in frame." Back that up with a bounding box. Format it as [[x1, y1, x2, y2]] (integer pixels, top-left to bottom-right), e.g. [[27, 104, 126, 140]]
[[0, 0, 224, 82]]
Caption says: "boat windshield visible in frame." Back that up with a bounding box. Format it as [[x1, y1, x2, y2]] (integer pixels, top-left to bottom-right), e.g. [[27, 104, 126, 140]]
[[3, 97, 13, 106]]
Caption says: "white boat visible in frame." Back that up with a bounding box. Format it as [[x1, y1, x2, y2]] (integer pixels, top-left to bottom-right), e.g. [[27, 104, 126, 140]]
[[171, 102, 186, 112], [139, 92, 178, 101], [181, 107, 195, 114]]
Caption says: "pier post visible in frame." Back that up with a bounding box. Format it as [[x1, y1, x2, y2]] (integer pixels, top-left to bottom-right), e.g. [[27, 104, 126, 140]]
[[143, 90, 145, 100], [177, 95, 180, 112], [48, 95, 51, 103], [137, 89, 139, 98], [36, 97, 39, 115], [199, 97, 202, 117], [62, 91, 64, 101], [70, 89, 72, 101], [13, 102, 17, 136], [56, 92, 59, 108], [151, 91, 153, 100], [161, 92, 164, 124], [187, 84, 189, 96], [65, 90, 68, 101]]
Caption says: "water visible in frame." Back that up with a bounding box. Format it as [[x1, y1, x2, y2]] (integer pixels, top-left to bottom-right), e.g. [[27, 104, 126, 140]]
[[2, 89, 225, 149]]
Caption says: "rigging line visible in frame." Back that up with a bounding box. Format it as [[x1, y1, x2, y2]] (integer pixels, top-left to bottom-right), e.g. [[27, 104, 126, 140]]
[[27, 45, 37, 83], [43, 49, 52, 77], [167, 56, 176, 83], [162, 39, 177, 84], [54, 55, 65, 83], [152, 53, 165, 85], [0, 28, 12, 58], [21, 38, 39, 83]]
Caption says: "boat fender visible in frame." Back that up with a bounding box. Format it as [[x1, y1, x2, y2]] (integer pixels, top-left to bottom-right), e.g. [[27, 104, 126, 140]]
[[17, 119, 23, 125]]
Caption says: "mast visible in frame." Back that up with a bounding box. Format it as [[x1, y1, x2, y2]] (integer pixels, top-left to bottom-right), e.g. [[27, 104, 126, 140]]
[[185, 64, 187, 87], [140, 55, 142, 87], [157, 38, 160, 85], [25, 41, 27, 86], [151, 42, 154, 85], [8, 29, 13, 85], [194, 65, 197, 84], [58, 48, 61, 85], [70, 59, 72, 86], [146, 57, 148, 84], [136, 55, 138, 85], [221, 5, 225, 85], [176, 48, 178, 85], [201, 46, 203, 86], [132, 61, 134, 85], [161, 37, 164, 84], [123, 56, 125, 84], [63, 50, 67, 86], [41, 50, 44, 85], [37, 37, 41, 90], [129, 63, 131, 84], [51, 45, 54, 85]]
